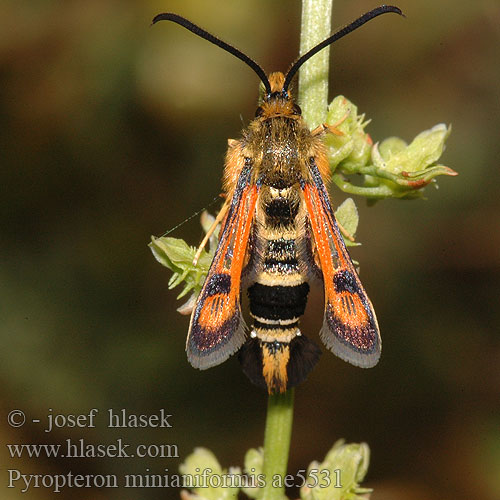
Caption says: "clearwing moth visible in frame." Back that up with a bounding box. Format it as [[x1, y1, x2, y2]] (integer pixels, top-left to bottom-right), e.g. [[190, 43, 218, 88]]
[[153, 6, 403, 393]]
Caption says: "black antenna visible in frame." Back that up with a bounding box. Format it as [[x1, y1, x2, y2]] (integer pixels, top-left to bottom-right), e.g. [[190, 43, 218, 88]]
[[283, 5, 404, 92], [152, 13, 272, 95]]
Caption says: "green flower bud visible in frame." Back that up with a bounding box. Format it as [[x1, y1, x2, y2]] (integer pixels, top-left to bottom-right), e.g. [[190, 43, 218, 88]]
[[300, 440, 372, 500], [334, 198, 361, 247], [242, 448, 264, 499], [324, 96, 372, 171], [374, 123, 451, 174], [179, 448, 240, 500], [149, 211, 218, 304]]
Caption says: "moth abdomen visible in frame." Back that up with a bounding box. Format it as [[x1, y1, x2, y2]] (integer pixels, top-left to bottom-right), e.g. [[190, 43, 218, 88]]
[[248, 282, 309, 322], [239, 336, 321, 393]]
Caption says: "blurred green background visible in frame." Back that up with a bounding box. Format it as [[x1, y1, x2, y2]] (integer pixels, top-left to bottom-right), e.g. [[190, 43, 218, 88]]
[[1, 0, 499, 499]]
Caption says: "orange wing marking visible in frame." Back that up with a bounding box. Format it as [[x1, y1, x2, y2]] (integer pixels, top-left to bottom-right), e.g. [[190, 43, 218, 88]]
[[302, 170, 381, 368], [187, 167, 259, 369]]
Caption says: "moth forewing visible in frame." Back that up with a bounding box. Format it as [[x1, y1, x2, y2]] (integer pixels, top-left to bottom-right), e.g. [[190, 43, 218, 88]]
[[301, 161, 381, 368], [186, 164, 257, 370]]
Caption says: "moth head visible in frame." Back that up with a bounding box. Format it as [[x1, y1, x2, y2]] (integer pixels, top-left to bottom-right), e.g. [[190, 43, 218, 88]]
[[254, 72, 302, 119]]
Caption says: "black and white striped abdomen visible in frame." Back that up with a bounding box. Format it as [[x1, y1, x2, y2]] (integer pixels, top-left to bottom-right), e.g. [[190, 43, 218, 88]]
[[248, 189, 309, 341], [248, 237, 309, 342]]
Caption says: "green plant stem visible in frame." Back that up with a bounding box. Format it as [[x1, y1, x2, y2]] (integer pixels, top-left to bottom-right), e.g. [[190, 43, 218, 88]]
[[259, 3, 334, 500], [298, 0, 334, 127], [260, 390, 295, 500]]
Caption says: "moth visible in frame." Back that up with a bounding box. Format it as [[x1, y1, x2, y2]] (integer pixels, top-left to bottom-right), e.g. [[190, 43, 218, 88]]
[[153, 6, 403, 393]]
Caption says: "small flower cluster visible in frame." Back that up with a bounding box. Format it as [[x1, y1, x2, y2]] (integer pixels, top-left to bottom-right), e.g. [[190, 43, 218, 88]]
[[325, 95, 455, 200], [179, 440, 372, 500]]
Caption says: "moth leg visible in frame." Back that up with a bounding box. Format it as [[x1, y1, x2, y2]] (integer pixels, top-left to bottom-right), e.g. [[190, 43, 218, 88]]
[[193, 198, 230, 266], [311, 112, 350, 137], [336, 218, 355, 242]]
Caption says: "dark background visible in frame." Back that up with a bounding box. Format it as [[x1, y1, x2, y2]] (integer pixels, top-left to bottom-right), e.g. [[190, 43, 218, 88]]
[[1, 0, 499, 499]]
